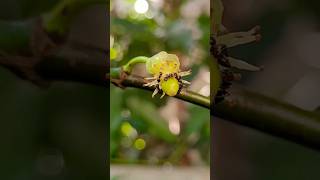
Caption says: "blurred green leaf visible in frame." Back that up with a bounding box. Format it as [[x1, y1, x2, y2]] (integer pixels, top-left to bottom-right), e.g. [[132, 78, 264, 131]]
[[166, 20, 193, 53], [126, 97, 177, 143], [184, 104, 210, 136], [198, 15, 210, 50], [110, 87, 125, 156]]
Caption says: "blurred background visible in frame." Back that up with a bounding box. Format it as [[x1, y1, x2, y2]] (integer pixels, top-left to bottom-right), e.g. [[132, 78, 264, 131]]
[[213, 0, 320, 179], [0, 0, 107, 180], [110, 0, 210, 179]]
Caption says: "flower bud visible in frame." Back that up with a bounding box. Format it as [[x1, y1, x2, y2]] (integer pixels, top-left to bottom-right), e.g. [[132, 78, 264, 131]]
[[160, 77, 179, 96]]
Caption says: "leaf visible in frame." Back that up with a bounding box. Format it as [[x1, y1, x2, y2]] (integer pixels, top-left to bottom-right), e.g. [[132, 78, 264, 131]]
[[184, 104, 210, 136], [126, 97, 177, 143], [166, 20, 193, 53], [110, 87, 124, 156]]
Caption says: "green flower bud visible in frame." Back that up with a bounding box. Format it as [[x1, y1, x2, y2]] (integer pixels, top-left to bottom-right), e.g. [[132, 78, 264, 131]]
[[160, 77, 179, 97]]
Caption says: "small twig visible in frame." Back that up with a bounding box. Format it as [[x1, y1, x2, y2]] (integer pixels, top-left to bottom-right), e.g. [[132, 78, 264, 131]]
[[110, 67, 210, 109]]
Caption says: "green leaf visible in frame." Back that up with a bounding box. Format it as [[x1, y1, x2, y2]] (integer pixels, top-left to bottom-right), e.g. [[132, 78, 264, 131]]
[[110, 87, 124, 157], [126, 97, 177, 143], [166, 20, 193, 53], [184, 104, 210, 136]]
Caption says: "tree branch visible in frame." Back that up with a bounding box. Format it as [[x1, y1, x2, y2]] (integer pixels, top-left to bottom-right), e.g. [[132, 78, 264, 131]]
[[109, 67, 210, 109], [1, 9, 320, 151], [213, 87, 320, 151], [0, 19, 209, 108]]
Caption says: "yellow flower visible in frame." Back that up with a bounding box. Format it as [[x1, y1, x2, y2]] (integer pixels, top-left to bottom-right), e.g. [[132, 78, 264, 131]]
[[146, 51, 180, 75]]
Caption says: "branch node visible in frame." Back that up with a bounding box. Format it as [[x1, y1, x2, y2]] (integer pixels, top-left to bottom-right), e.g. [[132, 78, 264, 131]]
[[111, 68, 128, 89]]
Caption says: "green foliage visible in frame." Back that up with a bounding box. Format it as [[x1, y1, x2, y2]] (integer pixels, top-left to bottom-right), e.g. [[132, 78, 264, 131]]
[[110, 0, 210, 166], [184, 105, 210, 137], [126, 97, 177, 142]]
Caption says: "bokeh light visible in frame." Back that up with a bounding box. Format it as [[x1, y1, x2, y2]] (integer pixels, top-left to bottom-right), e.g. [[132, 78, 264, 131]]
[[134, 0, 149, 14], [134, 138, 146, 150], [169, 117, 180, 135], [121, 122, 137, 138]]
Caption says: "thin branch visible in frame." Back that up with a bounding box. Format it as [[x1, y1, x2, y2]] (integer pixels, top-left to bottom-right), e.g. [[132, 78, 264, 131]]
[[109, 67, 210, 109]]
